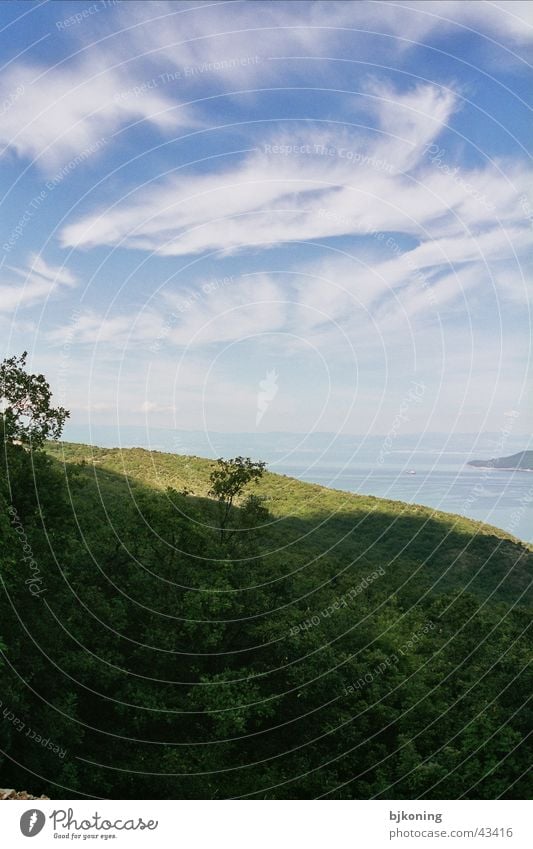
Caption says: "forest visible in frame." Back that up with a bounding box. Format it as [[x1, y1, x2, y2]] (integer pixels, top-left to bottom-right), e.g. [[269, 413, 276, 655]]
[[0, 355, 531, 799]]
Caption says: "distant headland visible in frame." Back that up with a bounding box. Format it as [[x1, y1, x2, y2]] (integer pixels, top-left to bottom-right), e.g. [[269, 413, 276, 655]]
[[468, 450, 533, 471]]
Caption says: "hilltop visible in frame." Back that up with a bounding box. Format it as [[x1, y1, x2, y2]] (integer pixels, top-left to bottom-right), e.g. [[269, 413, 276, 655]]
[[468, 450, 533, 471]]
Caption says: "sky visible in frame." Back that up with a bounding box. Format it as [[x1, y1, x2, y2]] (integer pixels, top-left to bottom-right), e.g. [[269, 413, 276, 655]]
[[0, 0, 531, 441]]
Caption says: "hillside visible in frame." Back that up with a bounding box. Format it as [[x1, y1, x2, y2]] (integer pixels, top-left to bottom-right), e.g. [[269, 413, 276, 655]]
[[46, 441, 532, 605], [0, 439, 531, 800], [468, 450, 533, 471]]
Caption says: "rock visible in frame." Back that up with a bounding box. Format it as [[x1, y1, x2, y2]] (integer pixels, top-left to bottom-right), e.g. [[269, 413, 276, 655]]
[[0, 788, 49, 800]]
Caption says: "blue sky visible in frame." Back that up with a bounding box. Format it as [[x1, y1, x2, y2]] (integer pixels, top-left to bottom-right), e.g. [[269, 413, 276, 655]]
[[0, 0, 531, 439]]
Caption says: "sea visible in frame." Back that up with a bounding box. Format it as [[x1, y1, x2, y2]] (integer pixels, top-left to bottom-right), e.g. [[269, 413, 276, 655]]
[[62, 425, 533, 545]]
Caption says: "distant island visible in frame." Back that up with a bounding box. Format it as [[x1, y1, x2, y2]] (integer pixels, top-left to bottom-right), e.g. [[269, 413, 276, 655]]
[[468, 449, 533, 471]]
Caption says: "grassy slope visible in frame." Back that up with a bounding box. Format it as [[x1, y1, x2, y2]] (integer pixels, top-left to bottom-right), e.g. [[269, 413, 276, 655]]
[[45, 441, 532, 607]]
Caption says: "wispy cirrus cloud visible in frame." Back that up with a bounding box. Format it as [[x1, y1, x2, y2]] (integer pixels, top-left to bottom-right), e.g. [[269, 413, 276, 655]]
[[57, 75, 531, 323], [0, 254, 76, 313], [58, 82, 462, 254], [3, 0, 530, 438], [46, 306, 164, 347], [0, 54, 198, 171], [117, 1, 533, 72]]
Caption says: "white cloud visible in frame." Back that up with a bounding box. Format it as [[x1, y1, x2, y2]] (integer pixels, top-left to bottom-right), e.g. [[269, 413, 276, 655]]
[[0, 55, 197, 171], [396, 226, 531, 270], [363, 81, 458, 171], [406, 1, 533, 46], [326, 1, 533, 54], [47, 307, 163, 347], [121, 1, 533, 70], [0, 254, 76, 313], [1, 0, 529, 439], [57, 78, 531, 281], [59, 81, 462, 254], [163, 274, 287, 346], [3, 0, 526, 177]]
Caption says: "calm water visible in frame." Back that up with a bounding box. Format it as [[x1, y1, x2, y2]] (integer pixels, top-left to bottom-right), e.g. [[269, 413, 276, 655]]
[[64, 426, 533, 545], [267, 440, 533, 544], [274, 461, 533, 544]]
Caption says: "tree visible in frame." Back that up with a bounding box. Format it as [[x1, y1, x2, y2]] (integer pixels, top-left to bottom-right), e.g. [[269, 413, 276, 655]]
[[0, 352, 69, 448], [208, 456, 266, 541]]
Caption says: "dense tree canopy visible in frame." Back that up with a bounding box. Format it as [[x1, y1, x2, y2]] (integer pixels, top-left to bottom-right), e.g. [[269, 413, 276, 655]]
[[0, 352, 69, 448], [0, 360, 531, 800]]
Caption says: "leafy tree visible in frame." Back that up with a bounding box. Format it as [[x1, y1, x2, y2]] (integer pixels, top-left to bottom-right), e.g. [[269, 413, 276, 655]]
[[0, 351, 69, 448], [208, 456, 266, 540]]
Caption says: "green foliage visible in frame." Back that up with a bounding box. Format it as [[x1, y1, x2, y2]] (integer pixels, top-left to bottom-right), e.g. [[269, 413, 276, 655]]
[[0, 352, 69, 448], [209, 456, 266, 540], [0, 439, 531, 800]]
